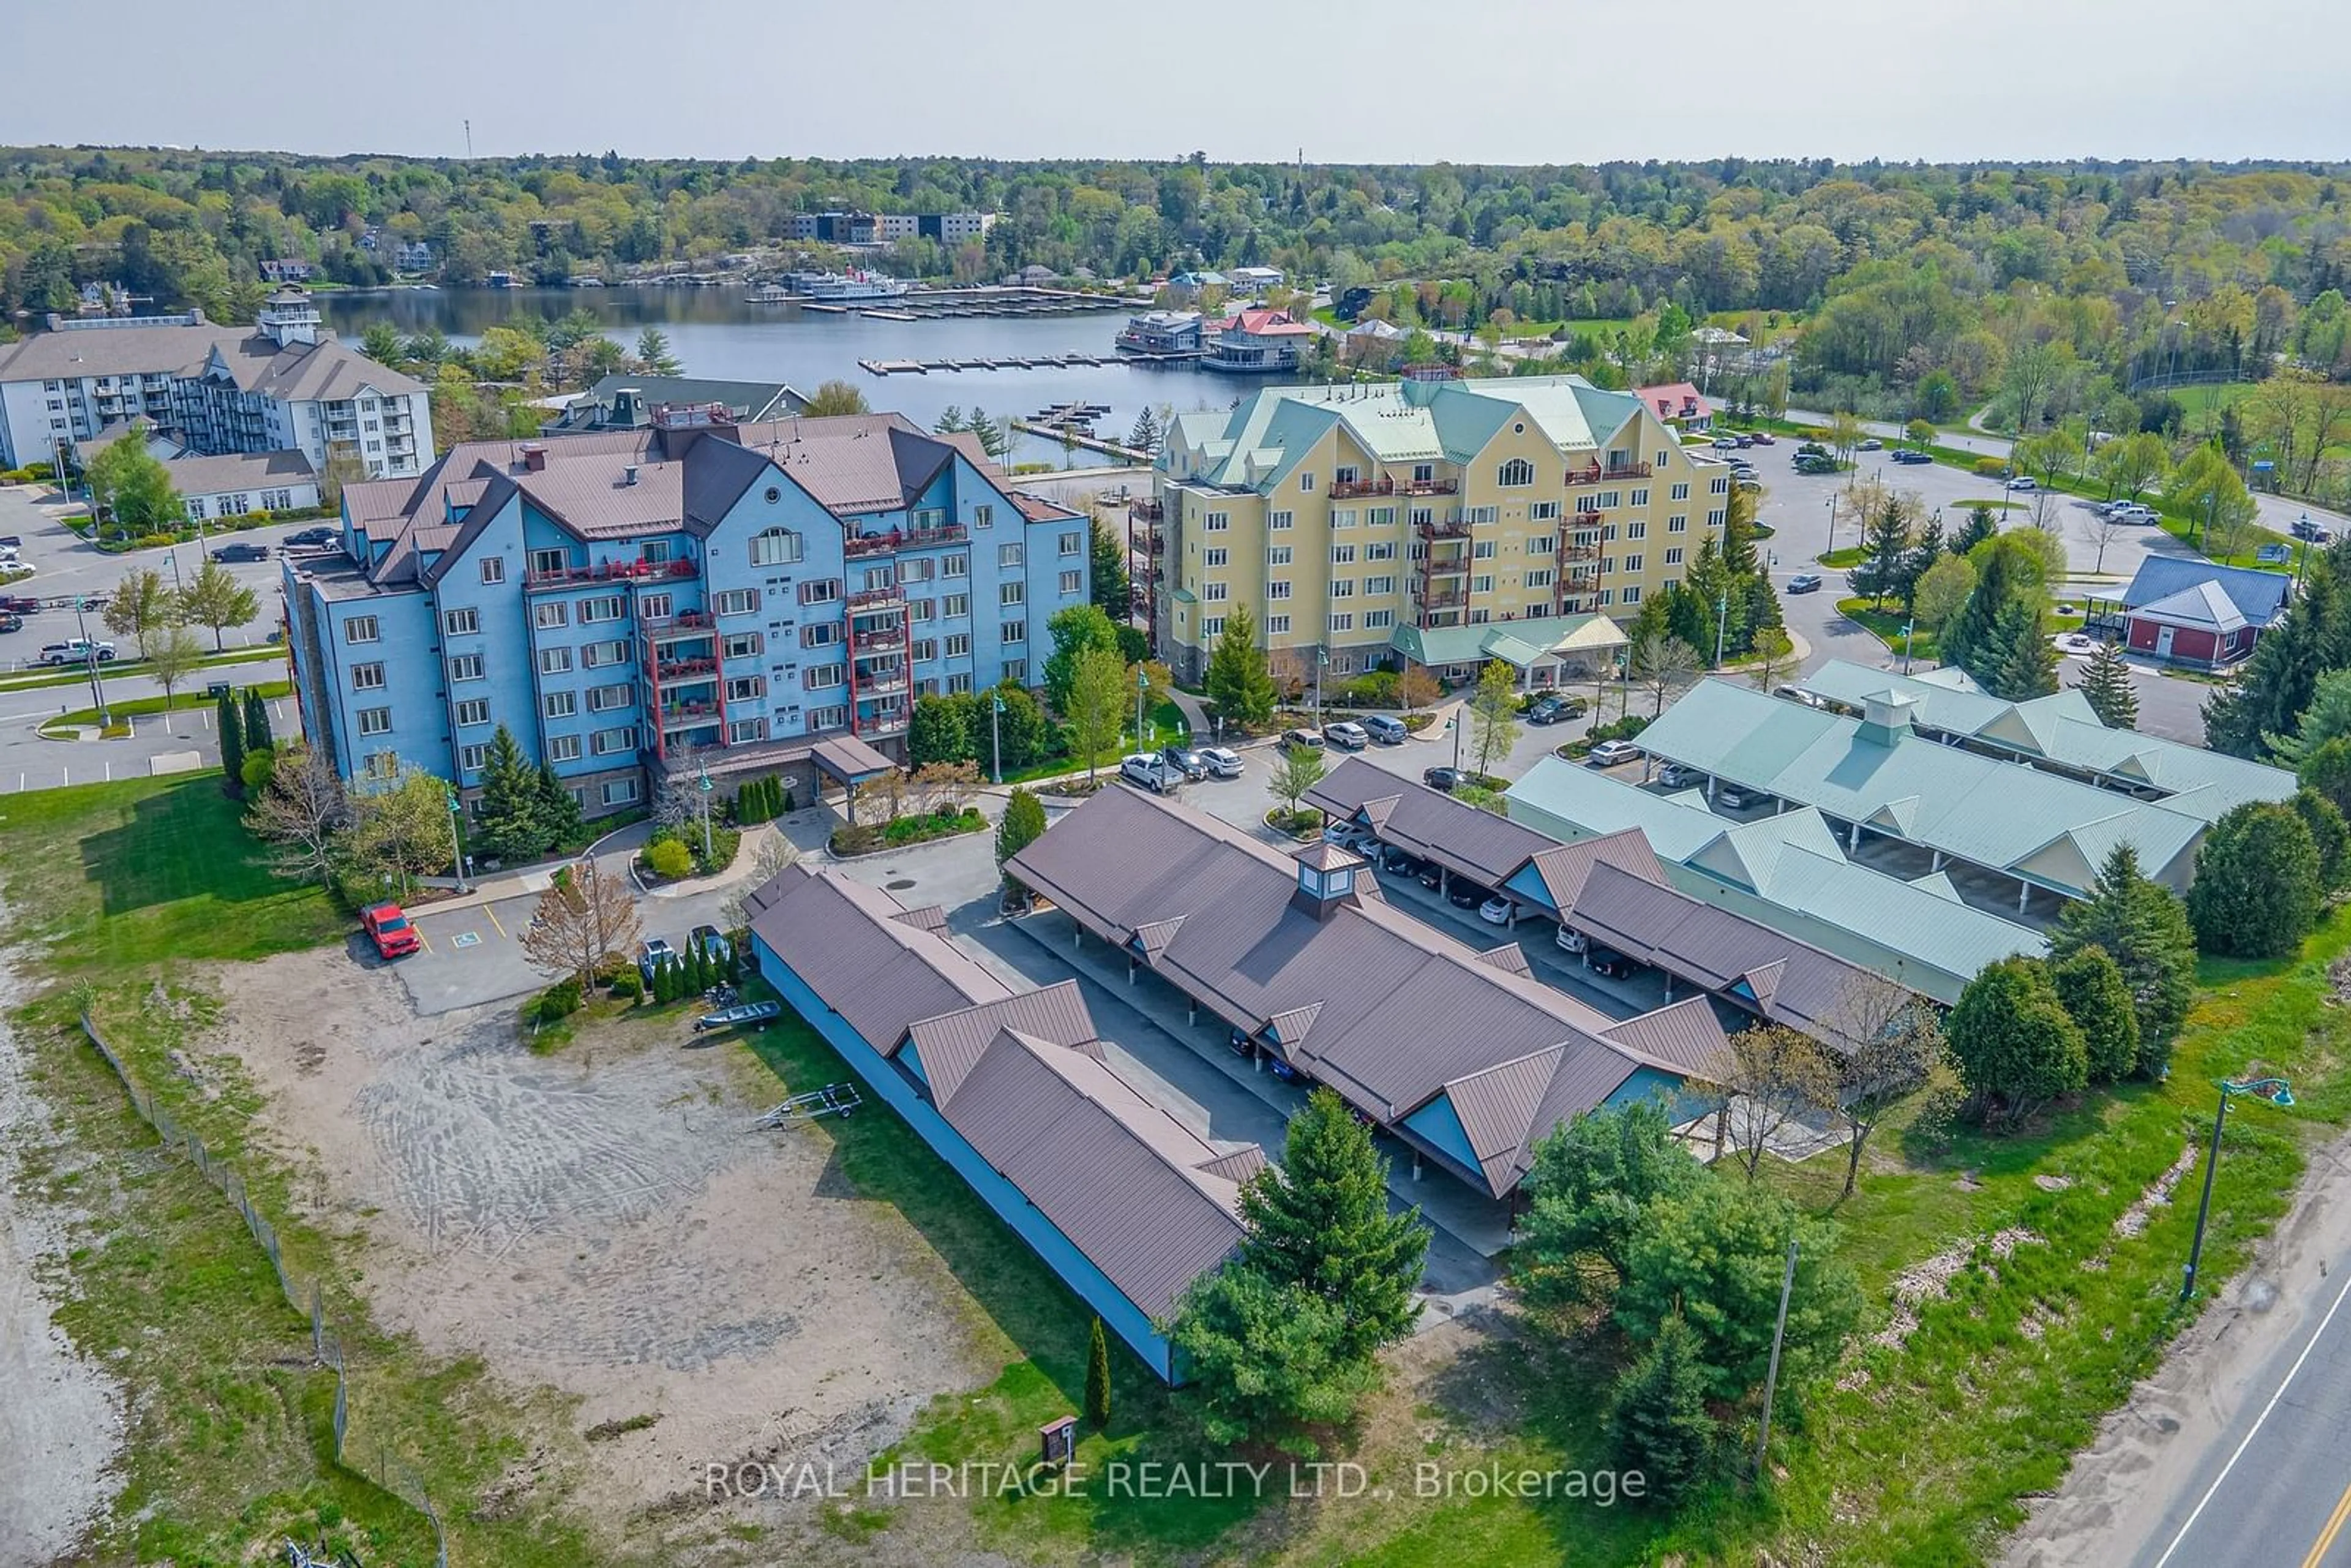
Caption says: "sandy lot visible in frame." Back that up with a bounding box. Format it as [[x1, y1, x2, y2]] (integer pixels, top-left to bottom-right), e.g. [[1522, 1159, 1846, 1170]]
[[210, 949, 986, 1544]]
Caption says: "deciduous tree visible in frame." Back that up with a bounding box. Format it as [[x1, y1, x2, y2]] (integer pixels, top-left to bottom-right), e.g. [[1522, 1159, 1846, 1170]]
[[102, 567, 173, 658], [1064, 645, 1130, 782], [1821, 976, 1944, 1199], [247, 742, 348, 886], [1043, 602, 1121, 715], [801, 379, 870, 416], [1630, 631, 1700, 718], [995, 786, 1047, 891], [1272, 740, 1327, 814], [1469, 659, 1521, 775], [520, 858, 642, 988], [1704, 1024, 1839, 1183], [144, 625, 205, 730], [177, 559, 260, 650], [86, 433, 181, 534]]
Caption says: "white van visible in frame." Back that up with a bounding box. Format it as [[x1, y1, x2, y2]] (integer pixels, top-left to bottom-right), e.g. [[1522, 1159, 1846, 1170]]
[[1362, 713, 1408, 745]]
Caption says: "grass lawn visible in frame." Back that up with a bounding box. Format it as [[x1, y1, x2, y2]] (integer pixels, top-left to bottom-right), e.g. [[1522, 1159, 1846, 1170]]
[[2172, 381, 2259, 419], [43, 678, 290, 732], [1817, 546, 1867, 568], [1834, 597, 1940, 661], [0, 772, 346, 983], [994, 699, 1190, 787]]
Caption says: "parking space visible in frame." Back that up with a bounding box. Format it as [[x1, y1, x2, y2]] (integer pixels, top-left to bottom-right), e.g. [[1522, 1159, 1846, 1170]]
[[393, 893, 545, 1015]]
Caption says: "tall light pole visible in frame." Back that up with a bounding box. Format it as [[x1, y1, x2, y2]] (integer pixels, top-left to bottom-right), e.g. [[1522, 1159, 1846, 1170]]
[[1135, 664, 1149, 749], [444, 782, 469, 893], [1714, 593, 1729, 669], [2181, 1076, 2293, 1303], [1824, 495, 1837, 555], [72, 597, 110, 727], [697, 757, 714, 864], [989, 690, 1005, 784], [1901, 620, 1916, 675], [1753, 1234, 1801, 1477]]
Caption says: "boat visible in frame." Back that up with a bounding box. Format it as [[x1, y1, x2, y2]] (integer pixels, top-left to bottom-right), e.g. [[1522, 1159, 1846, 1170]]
[[784, 269, 913, 302], [484, 271, 521, 290], [569, 276, 606, 287], [746, 284, 795, 304]]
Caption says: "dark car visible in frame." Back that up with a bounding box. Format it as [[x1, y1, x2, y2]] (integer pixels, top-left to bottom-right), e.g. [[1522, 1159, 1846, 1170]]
[[1892, 449, 1933, 465], [1786, 572, 1823, 594], [1423, 766, 1464, 793], [0, 613, 21, 634], [1446, 880, 1488, 910], [1161, 743, 1209, 781], [1586, 947, 1644, 980], [1379, 845, 1425, 877], [1416, 862, 1445, 891], [1526, 694, 1587, 727], [211, 541, 271, 563], [1228, 1027, 1257, 1061], [281, 525, 337, 549], [1747, 432, 1775, 446]]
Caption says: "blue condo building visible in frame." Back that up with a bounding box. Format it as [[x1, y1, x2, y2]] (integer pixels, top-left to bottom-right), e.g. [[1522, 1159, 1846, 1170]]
[[283, 405, 1090, 816]]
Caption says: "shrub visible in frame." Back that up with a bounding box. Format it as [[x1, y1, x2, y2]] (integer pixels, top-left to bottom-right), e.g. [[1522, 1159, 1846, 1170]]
[[2188, 800, 2323, 958], [536, 978, 583, 1022], [831, 822, 885, 856], [645, 838, 693, 879], [239, 748, 277, 795], [607, 969, 642, 1001]]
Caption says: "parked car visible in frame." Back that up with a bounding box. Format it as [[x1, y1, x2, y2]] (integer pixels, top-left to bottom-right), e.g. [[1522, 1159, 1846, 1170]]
[[1416, 861, 1445, 891], [1587, 738, 1643, 767], [0, 535, 21, 550], [2293, 515, 2325, 540], [1858, 437, 1883, 451], [211, 542, 271, 563], [1361, 713, 1408, 745], [1733, 433, 1757, 448], [1555, 923, 1589, 955], [1447, 880, 1488, 910], [1586, 947, 1644, 980], [1282, 727, 1326, 752], [0, 613, 20, 634], [1119, 752, 1181, 793], [1228, 1027, 1257, 1061], [2005, 475, 2038, 491], [1657, 762, 1701, 788], [1477, 894, 1513, 926], [0, 595, 40, 613], [690, 924, 731, 964], [1323, 721, 1370, 751], [1526, 694, 1586, 726], [1423, 765, 1464, 792], [1711, 435, 1741, 449], [39, 638, 114, 666], [361, 902, 421, 959], [1892, 449, 1933, 465], [1324, 820, 1379, 855], [1786, 572, 1823, 594], [1267, 1057, 1311, 1086], [1160, 743, 1209, 781], [1715, 787, 1753, 810], [1774, 684, 1825, 708], [637, 937, 677, 982], [1747, 432, 1775, 446], [282, 525, 337, 548], [1380, 845, 1426, 877], [1197, 745, 1244, 778]]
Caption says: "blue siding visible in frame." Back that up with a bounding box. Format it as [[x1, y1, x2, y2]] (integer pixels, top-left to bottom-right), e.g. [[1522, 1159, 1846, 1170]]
[[1503, 862, 1557, 912], [1604, 1065, 1703, 1120], [753, 935, 1183, 1384], [1402, 1094, 1482, 1172]]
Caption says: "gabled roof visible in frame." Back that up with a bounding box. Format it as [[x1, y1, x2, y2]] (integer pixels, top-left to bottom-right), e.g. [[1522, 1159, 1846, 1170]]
[[748, 865, 1009, 1049], [1307, 756, 1556, 886], [2133, 580, 2249, 632], [2120, 557, 2292, 628], [1386, 613, 1627, 671]]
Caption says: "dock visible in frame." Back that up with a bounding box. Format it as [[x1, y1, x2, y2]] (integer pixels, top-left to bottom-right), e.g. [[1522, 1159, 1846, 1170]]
[[1011, 419, 1151, 463], [858, 353, 1131, 377]]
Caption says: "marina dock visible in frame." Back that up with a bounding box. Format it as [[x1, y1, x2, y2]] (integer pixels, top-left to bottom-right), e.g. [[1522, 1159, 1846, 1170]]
[[858, 352, 1133, 377]]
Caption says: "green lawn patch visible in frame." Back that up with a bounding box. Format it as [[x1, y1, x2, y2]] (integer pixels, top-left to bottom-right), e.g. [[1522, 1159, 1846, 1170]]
[[42, 678, 289, 734], [1834, 598, 1941, 661], [1817, 546, 1867, 568]]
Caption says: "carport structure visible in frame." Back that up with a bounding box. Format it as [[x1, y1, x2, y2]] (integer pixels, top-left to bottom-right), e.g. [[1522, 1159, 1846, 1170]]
[[1305, 757, 1557, 916], [809, 733, 899, 822]]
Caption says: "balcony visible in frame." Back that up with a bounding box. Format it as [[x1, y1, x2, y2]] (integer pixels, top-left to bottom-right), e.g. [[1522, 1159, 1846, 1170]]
[[849, 625, 902, 653], [847, 585, 906, 612], [844, 521, 970, 559], [659, 700, 719, 726], [1131, 498, 1164, 521], [526, 558, 694, 590], [1422, 554, 1469, 577], [644, 609, 714, 636], [657, 656, 718, 681], [1414, 517, 1470, 541], [1565, 462, 1652, 487], [855, 669, 910, 697], [857, 710, 910, 738], [1414, 583, 1466, 610], [1559, 544, 1602, 562]]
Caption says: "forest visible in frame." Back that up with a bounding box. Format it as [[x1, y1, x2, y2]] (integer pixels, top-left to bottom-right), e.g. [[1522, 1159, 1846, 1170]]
[[6, 146, 2351, 499]]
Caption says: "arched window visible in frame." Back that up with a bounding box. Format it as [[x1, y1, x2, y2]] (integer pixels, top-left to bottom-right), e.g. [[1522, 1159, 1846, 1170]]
[[1498, 458, 1534, 487], [750, 527, 802, 568]]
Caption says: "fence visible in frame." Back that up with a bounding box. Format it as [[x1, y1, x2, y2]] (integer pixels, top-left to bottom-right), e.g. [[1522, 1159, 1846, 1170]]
[[77, 1013, 449, 1567]]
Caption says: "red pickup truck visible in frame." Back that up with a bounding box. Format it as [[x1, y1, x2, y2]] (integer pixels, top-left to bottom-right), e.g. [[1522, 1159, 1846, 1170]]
[[360, 902, 421, 959]]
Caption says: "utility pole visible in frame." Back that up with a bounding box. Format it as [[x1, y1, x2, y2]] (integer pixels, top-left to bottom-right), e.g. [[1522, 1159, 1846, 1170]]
[[1902, 621, 1916, 675], [1753, 1235, 1801, 1479], [72, 597, 110, 727], [463, 119, 473, 159]]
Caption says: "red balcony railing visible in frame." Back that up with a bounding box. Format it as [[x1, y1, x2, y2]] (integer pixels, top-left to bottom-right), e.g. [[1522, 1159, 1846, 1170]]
[[1559, 544, 1602, 561], [1131, 498, 1164, 521], [1415, 584, 1466, 609], [1329, 478, 1390, 499], [1401, 478, 1457, 496], [658, 656, 718, 680]]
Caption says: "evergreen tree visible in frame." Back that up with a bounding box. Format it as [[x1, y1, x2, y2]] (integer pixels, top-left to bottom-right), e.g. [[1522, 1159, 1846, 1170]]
[[1862, 494, 1912, 610], [2051, 846, 2198, 1076], [1952, 502, 2000, 555], [1986, 598, 2058, 699], [538, 762, 583, 847], [1084, 1316, 1113, 1430], [1203, 604, 1277, 728], [2188, 800, 2325, 958], [242, 686, 274, 752], [1941, 537, 2015, 678], [2075, 640, 2138, 729], [2300, 735, 2351, 820], [996, 787, 1048, 891], [474, 725, 549, 862], [1089, 519, 1131, 617], [1237, 1087, 1428, 1362], [216, 689, 246, 798], [1513, 1100, 1702, 1308], [2049, 945, 2142, 1082], [2206, 566, 2334, 757], [1946, 956, 2090, 1129], [1606, 1311, 1718, 1505], [2293, 786, 2351, 890]]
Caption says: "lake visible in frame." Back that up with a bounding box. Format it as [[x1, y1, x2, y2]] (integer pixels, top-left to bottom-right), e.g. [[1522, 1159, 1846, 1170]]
[[319, 286, 1243, 469]]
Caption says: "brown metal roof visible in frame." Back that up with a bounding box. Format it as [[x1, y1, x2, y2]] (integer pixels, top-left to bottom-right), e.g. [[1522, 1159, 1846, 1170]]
[[1523, 829, 1668, 908], [1599, 996, 1733, 1077], [811, 733, 898, 782], [900, 981, 1098, 1102], [1307, 756, 1556, 887], [748, 865, 1009, 1048]]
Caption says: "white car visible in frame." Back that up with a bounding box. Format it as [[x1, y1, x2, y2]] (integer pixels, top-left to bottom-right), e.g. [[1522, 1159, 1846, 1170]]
[[1477, 895, 1513, 926], [2005, 475, 2038, 492], [1588, 738, 1644, 767], [1555, 924, 1589, 955], [1197, 745, 1243, 778], [1323, 820, 1379, 853], [1118, 753, 1180, 793]]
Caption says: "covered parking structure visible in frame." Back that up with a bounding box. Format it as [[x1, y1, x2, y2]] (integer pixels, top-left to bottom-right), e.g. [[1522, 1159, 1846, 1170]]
[[1005, 784, 1724, 1202], [746, 865, 1264, 1382], [1385, 614, 1628, 692], [1305, 759, 1559, 915]]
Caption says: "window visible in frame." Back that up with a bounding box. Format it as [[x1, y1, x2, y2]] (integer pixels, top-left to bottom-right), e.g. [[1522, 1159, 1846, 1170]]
[[943, 593, 970, 618], [1472, 540, 1496, 560], [1329, 579, 1355, 599], [901, 558, 932, 584], [714, 588, 759, 617], [1002, 620, 1027, 645], [1298, 472, 1314, 492], [729, 718, 767, 745], [1365, 609, 1393, 630], [590, 683, 633, 711], [1367, 575, 1397, 596], [1530, 500, 1561, 522], [1329, 612, 1354, 632], [363, 751, 399, 781], [356, 707, 392, 736], [345, 616, 380, 645], [796, 580, 838, 608], [722, 632, 763, 661], [459, 743, 488, 773], [807, 703, 848, 731], [1671, 482, 1690, 501], [541, 647, 574, 675], [456, 698, 490, 727], [1267, 580, 1292, 601], [1368, 506, 1395, 527], [534, 602, 568, 630], [1668, 514, 1689, 533], [350, 662, 384, 691], [1622, 585, 1642, 604], [1526, 535, 1554, 555], [725, 676, 763, 702], [1472, 574, 1494, 594], [1409, 506, 1433, 528], [908, 596, 937, 625], [547, 734, 582, 762], [910, 639, 939, 663], [1626, 520, 1646, 540], [1710, 476, 1730, 495], [1622, 554, 1643, 574], [530, 548, 569, 577], [1630, 488, 1649, 507], [602, 779, 640, 807], [541, 690, 576, 719], [751, 528, 801, 567], [1000, 582, 1024, 607], [1000, 660, 1026, 684], [448, 652, 484, 682], [942, 552, 969, 579], [1595, 588, 1614, 607], [1059, 571, 1082, 595], [640, 591, 674, 620], [1708, 509, 1727, 527], [641, 541, 672, 566], [945, 632, 970, 658], [1265, 614, 1291, 635], [1664, 547, 1685, 565], [999, 542, 1025, 568], [1267, 545, 1292, 566], [1203, 582, 1229, 602], [972, 505, 993, 530], [1598, 491, 1622, 509], [1412, 463, 1434, 484], [479, 557, 505, 585], [947, 671, 972, 694], [580, 595, 624, 623], [441, 606, 479, 637], [1524, 568, 1554, 588], [804, 662, 844, 689], [593, 727, 638, 757], [584, 639, 629, 667], [1205, 511, 1231, 533], [1201, 617, 1224, 638], [1602, 523, 1618, 541], [1332, 507, 1360, 531], [1059, 531, 1081, 557], [1205, 547, 1229, 568], [1335, 465, 1359, 484], [1332, 543, 1357, 565], [1498, 458, 1534, 487], [1466, 505, 1499, 525]]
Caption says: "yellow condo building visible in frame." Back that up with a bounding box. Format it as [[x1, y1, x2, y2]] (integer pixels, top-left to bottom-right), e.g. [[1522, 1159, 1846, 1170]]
[[1144, 369, 1734, 688]]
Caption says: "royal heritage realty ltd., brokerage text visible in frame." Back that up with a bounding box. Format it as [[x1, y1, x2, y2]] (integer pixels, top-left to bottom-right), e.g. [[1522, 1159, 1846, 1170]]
[[705, 1458, 1648, 1506]]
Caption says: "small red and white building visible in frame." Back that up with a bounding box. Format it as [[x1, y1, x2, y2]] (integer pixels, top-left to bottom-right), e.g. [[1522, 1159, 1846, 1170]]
[[2113, 558, 2293, 669], [1203, 309, 1316, 375], [1633, 382, 1713, 431]]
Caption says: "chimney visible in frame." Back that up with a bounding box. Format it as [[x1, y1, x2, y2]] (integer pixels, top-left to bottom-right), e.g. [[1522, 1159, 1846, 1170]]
[[520, 442, 547, 473], [623, 464, 639, 486]]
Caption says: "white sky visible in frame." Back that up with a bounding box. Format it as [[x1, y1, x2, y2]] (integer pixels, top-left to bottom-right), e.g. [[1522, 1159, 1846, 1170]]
[[3, 0, 2342, 166]]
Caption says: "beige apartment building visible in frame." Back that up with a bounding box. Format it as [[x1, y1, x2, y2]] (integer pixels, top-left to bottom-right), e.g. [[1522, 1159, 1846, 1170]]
[[1144, 370, 1733, 687]]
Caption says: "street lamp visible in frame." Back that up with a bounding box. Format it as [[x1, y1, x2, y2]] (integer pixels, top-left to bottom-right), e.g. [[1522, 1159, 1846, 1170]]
[[1901, 620, 1916, 675], [2180, 1076, 2295, 1302], [444, 784, 469, 893], [1135, 664, 1149, 749], [989, 691, 1006, 784], [1824, 495, 1837, 554], [697, 758, 714, 865], [72, 596, 110, 727]]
